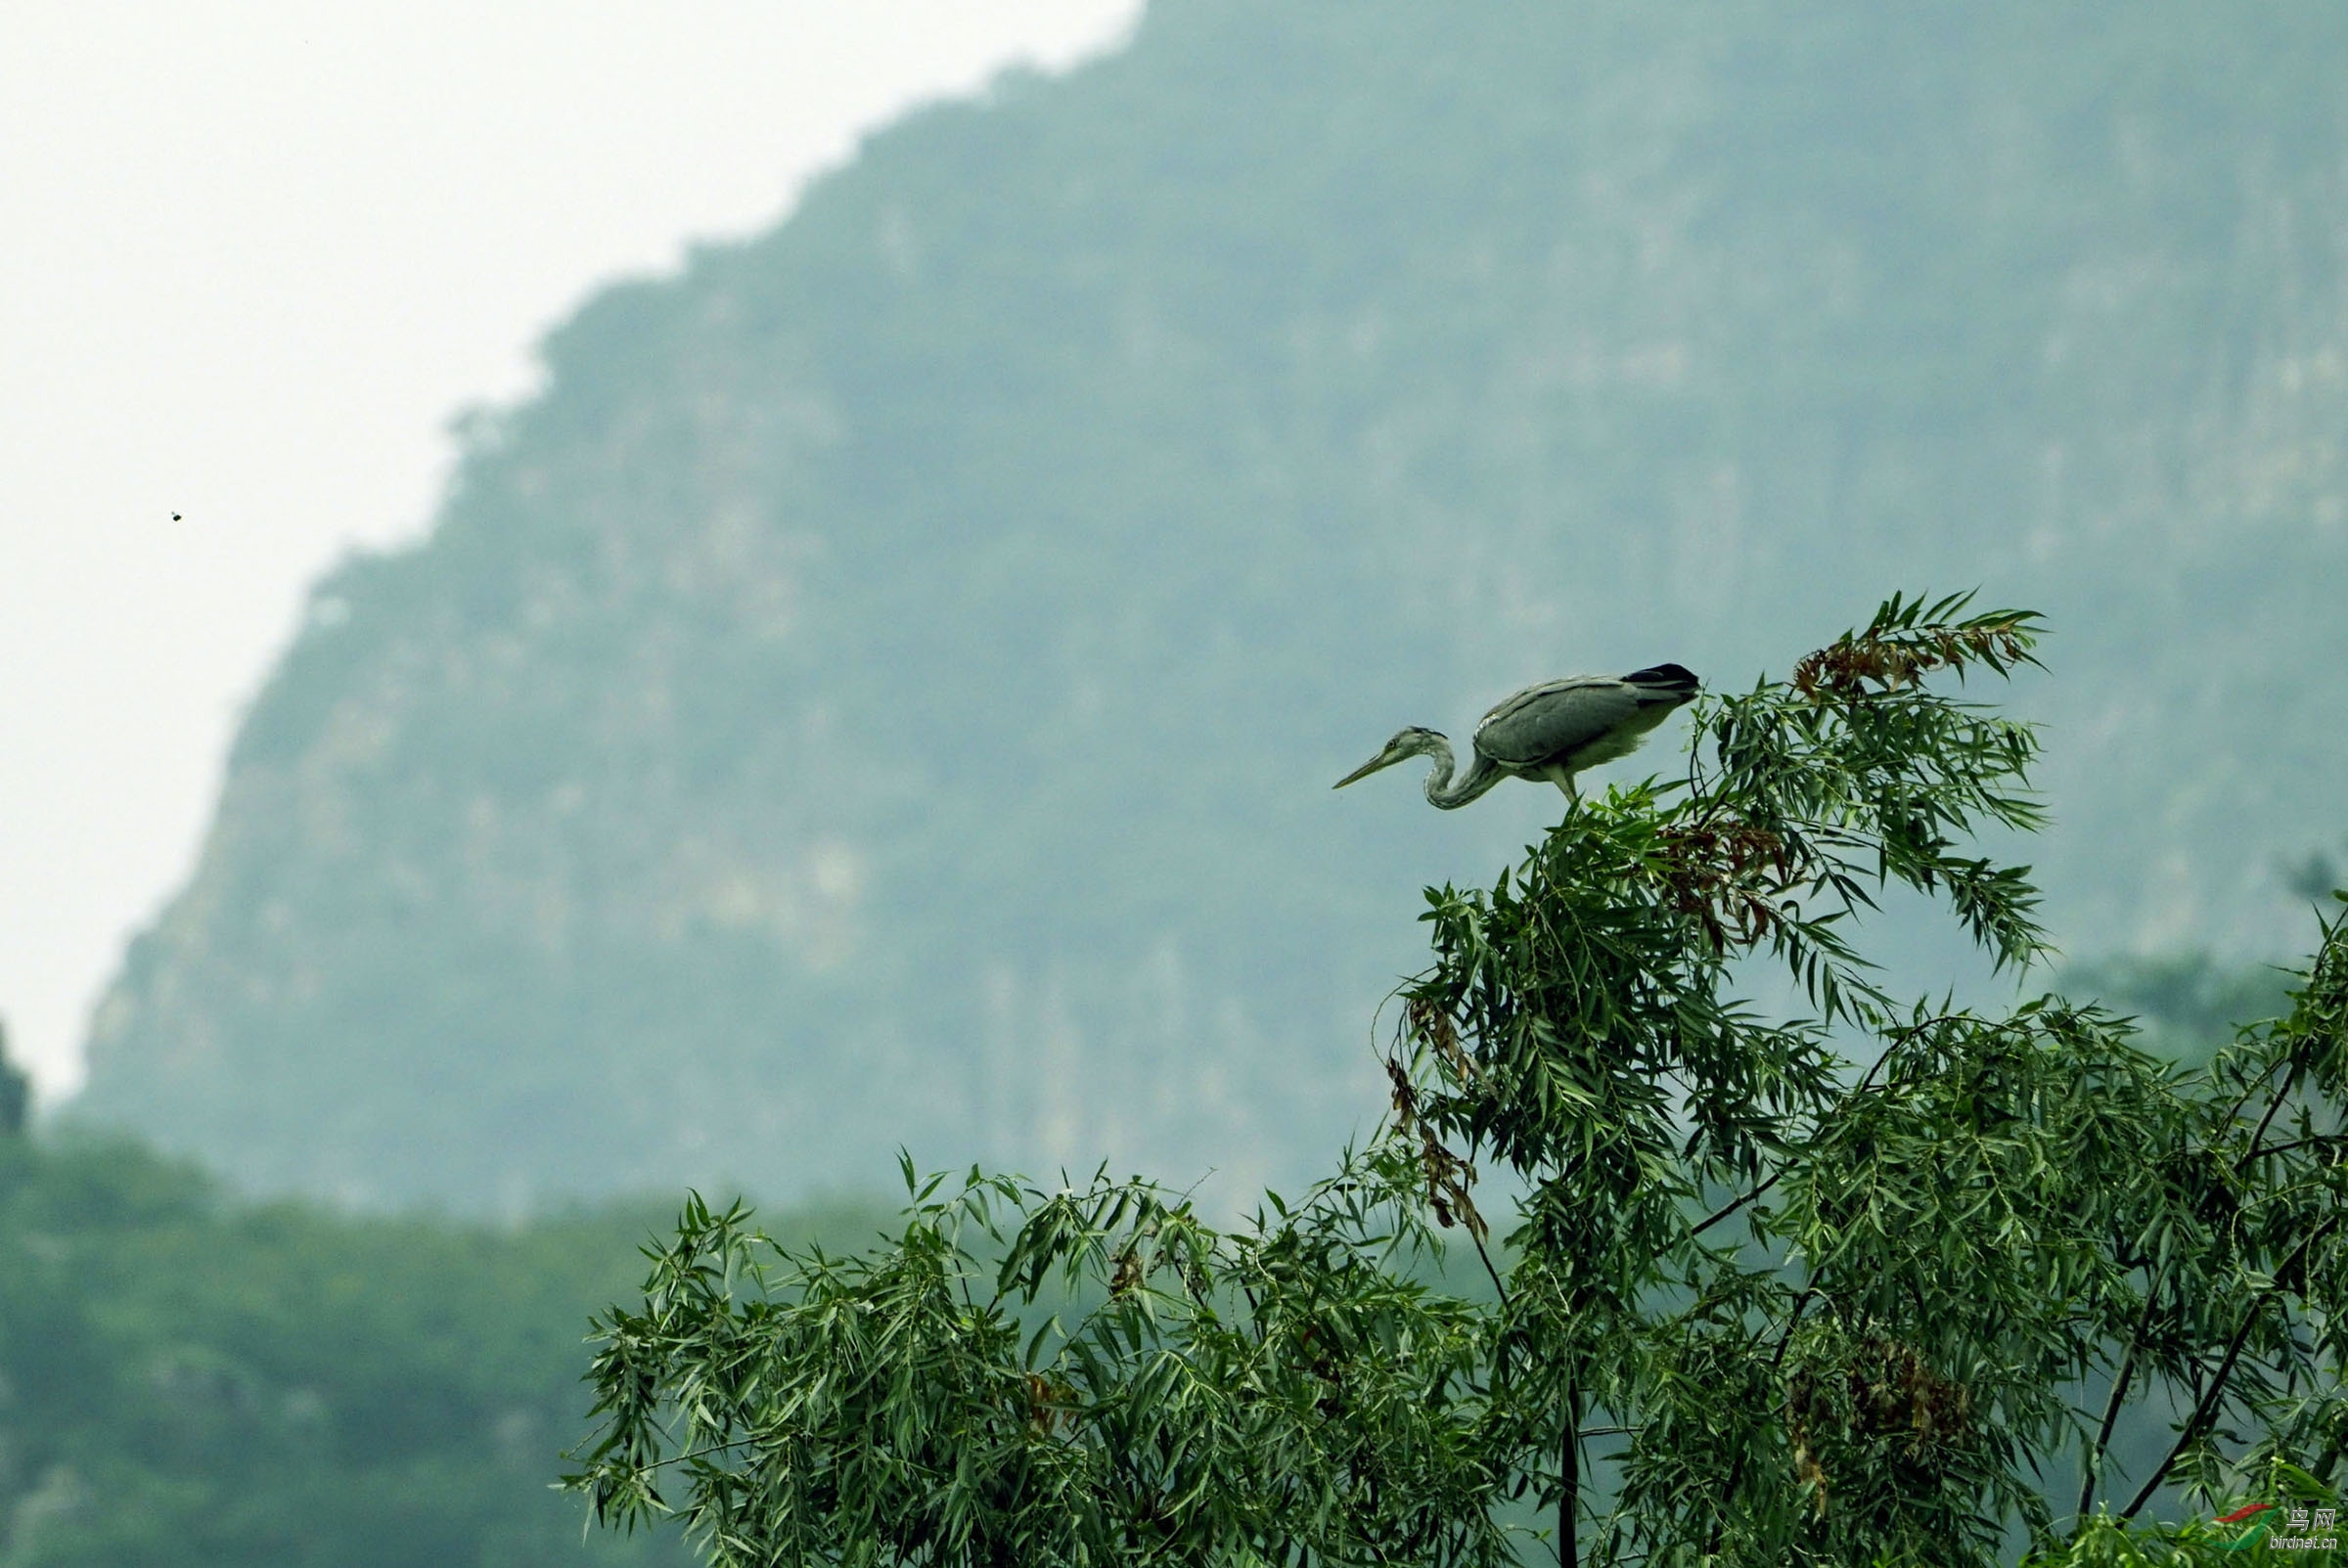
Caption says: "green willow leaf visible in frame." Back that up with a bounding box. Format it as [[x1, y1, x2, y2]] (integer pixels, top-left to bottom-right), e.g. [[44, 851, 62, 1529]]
[[573, 596, 2345, 1567]]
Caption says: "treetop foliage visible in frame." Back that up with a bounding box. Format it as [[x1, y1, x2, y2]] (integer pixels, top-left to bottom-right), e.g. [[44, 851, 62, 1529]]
[[573, 594, 2345, 1566]]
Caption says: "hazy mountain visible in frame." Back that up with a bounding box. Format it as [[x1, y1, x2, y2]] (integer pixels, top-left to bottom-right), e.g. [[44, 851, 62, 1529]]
[[75, 0, 2348, 1211]]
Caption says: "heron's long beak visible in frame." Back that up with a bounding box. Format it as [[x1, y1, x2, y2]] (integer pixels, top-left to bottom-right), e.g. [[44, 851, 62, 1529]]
[[1332, 752, 1392, 789]]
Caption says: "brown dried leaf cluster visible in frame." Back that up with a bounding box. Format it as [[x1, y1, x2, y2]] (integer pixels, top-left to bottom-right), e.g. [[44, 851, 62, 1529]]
[[1784, 1337, 1974, 1517], [1407, 997, 1478, 1085], [1106, 1227, 1208, 1306], [1022, 1370, 1077, 1436], [1793, 617, 2032, 701], [1655, 820, 1795, 951], [1387, 1011, 1487, 1243]]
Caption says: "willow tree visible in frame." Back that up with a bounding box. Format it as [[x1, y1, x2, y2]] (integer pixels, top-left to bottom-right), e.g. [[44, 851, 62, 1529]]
[[570, 594, 2346, 1566]]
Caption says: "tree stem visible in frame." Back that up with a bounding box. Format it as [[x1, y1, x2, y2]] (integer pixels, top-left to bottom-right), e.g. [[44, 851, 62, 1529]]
[[2076, 1283, 2154, 1521], [2119, 1214, 2341, 1520], [2236, 1060, 2307, 1171], [1560, 1375, 1580, 1568]]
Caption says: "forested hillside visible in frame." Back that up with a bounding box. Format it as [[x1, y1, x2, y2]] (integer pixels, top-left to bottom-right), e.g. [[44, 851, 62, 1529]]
[[0, 1124, 812, 1565], [74, 0, 2348, 1211]]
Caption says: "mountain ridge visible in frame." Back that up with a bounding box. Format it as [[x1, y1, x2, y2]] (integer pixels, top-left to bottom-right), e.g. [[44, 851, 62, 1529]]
[[76, 0, 2348, 1211]]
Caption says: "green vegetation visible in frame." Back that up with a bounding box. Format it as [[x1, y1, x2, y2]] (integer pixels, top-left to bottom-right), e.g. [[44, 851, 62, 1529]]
[[0, 1022, 27, 1139], [27, 5, 2346, 1560], [69, 0, 2348, 1216], [572, 600, 2348, 1565], [0, 1114, 881, 1566]]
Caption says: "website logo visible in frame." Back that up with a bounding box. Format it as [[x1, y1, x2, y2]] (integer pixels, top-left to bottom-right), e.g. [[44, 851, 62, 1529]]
[[2217, 1503, 2275, 1552], [2215, 1501, 2340, 1553]]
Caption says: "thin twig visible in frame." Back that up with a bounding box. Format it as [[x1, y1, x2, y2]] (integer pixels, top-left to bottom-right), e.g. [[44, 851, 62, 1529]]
[[603, 1434, 760, 1476], [1689, 1172, 1782, 1238], [2119, 1214, 2342, 1520], [1708, 1286, 1815, 1554], [2235, 1132, 2347, 1163], [1469, 1226, 1512, 1309], [2078, 1283, 2158, 1520], [2235, 1060, 2309, 1173], [1690, 1025, 1927, 1240]]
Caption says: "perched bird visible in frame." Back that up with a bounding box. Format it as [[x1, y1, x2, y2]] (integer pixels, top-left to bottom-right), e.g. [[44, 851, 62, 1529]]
[[1333, 663, 1700, 809]]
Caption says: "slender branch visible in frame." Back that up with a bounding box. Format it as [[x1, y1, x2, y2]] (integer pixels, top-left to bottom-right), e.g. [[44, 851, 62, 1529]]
[[2100, 1051, 2338, 1520], [2313, 1432, 2348, 1494], [1707, 1286, 1816, 1554], [2235, 1132, 2347, 1163], [2117, 1320, 2257, 1521], [2219, 1054, 2299, 1142], [1559, 1375, 1581, 1568], [1764, 1286, 1815, 1375], [1689, 1022, 1926, 1241], [1468, 1225, 1512, 1308], [1690, 1171, 1781, 1238], [2078, 1282, 2160, 1520], [2119, 1214, 2342, 1520], [2235, 1060, 2308, 1173], [601, 1434, 759, 1477]]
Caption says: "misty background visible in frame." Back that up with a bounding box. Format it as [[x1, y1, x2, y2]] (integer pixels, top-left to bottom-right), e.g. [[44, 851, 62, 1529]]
[[54, 0, 2348, 1214], [3, 2, 2344, 1562], [1, 0, 1140, 1103]]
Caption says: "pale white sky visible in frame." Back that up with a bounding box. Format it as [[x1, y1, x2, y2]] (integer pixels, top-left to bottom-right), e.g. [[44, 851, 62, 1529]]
[[0, 0, 1143, 1098]]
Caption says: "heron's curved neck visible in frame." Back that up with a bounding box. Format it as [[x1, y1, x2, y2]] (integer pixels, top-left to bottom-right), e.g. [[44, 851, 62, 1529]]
[[1413, 733, 1503, 810]]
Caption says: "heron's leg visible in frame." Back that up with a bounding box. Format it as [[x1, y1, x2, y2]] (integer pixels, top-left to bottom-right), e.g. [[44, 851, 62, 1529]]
[[1547, 767, 1579, 801]]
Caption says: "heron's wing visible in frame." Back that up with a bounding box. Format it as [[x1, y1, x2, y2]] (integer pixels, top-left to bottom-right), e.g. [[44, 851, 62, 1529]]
[[1471, 677, 1642, 768]]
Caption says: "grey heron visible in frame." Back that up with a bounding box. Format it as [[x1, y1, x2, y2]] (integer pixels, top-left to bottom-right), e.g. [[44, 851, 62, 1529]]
[[1333, 663, 1700, 809]]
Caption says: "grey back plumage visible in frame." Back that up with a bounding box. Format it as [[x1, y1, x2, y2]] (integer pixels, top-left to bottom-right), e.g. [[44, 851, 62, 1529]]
[[1471, 663, 1701, 778]]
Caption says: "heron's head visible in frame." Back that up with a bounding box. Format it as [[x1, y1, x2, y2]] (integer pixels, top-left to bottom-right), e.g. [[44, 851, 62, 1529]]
[[1623, 663, 1701, 701], [1333, 727, 1445, 789]]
